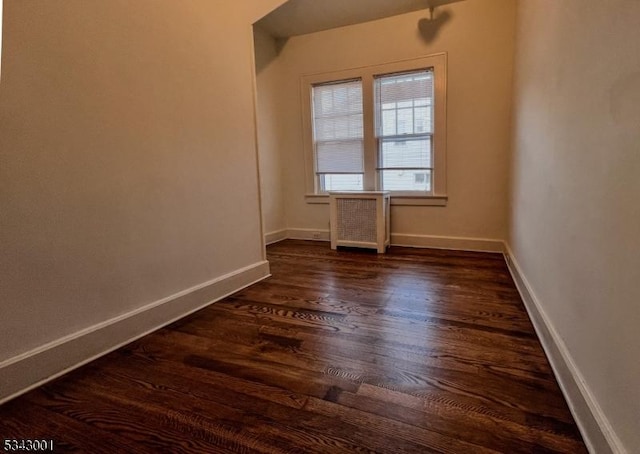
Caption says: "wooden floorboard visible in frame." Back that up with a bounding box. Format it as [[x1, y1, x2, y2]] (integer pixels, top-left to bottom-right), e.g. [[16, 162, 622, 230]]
[[0, 240, 587, 453]]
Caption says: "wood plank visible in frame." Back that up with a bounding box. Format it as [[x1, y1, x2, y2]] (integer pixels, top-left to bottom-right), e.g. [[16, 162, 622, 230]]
[[0, 240, 587, 453]]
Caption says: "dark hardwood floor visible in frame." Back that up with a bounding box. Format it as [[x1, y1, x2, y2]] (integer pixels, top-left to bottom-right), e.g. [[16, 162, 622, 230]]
[[0, 240, 587, 453]]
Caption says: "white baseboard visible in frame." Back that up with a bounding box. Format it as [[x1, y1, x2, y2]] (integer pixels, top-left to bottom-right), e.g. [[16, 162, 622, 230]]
[[264, 229, 288, 245], [279, 229, 505, 253], [503, 244, 625, 454], [286, 228, 330, 242], [391, 233, 505, 253], [0, 261, 271, 405]]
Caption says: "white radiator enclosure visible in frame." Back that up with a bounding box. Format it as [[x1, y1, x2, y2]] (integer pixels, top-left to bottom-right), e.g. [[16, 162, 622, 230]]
[[329, 191, 391, 253]]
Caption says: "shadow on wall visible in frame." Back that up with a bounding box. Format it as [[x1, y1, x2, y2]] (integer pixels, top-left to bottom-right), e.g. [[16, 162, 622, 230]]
[[417, 7, 453, 44], [254, 0, 462, 72], [253, 24, 289, 75]]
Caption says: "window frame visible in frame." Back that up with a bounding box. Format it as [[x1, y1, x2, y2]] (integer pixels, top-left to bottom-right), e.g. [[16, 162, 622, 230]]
[[301, 54, 447, 206]]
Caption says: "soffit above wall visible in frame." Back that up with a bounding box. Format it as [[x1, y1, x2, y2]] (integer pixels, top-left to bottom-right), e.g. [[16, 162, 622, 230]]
[[255, 0, 462, 38]]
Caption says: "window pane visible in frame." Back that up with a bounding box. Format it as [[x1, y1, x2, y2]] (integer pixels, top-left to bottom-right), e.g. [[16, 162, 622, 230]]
[[322, 174, 364, 191], [414, 106, 431, 134], [380, 137, 432, 168], [375, 70, 434, 137], [397, 108, 414, 135], [381, 170, 432, 191], [382, 110, 396, 136]]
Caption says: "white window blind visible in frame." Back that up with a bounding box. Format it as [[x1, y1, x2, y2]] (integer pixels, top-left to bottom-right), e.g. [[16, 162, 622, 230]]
[[312, 80, 364, 191], [375, 70, 434, 192]]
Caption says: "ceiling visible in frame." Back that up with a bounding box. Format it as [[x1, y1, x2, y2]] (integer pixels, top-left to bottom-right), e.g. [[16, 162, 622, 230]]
[[255, 0, 463, 38]]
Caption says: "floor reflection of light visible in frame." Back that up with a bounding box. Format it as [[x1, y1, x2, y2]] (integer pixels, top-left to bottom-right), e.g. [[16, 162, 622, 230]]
[[322, 270, 337, 290], [318, 252, 450, 413], [365, 268, 449, 406]]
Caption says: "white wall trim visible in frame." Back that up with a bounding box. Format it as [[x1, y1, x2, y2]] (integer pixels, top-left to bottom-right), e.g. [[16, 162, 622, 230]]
[[0, 261, 271, 405], [248, 22, 268, 262], [281, 229, 504, 253], [503, 244, 626, 454], [391, 233, 504, 253], [264, 229, 288, 245], [286, 228, 331, 242]]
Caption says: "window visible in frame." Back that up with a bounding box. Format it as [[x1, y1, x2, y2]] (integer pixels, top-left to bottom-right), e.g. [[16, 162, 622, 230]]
[[376, 70, 433, 192], [302, 54, 447, 206], [312, 79, 364, 191]]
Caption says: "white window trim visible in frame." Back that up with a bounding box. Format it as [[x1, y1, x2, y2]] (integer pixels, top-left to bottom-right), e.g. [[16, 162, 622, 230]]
[[301, 53, 447, 206]]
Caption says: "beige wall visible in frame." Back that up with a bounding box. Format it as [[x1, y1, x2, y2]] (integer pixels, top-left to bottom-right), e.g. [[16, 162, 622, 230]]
[[254, 26, 287, 236], [510, 1, 640, 451], [0, 0, 3, 78], [0, 0, 284, 361], [258, 0, 517, 241]]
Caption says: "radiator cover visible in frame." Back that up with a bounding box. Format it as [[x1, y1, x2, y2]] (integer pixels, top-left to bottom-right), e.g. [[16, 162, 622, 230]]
[[329, 191, 390, 253]]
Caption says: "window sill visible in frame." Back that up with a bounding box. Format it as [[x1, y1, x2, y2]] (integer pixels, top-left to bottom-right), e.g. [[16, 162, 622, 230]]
[[304, 194, 448, 206]]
